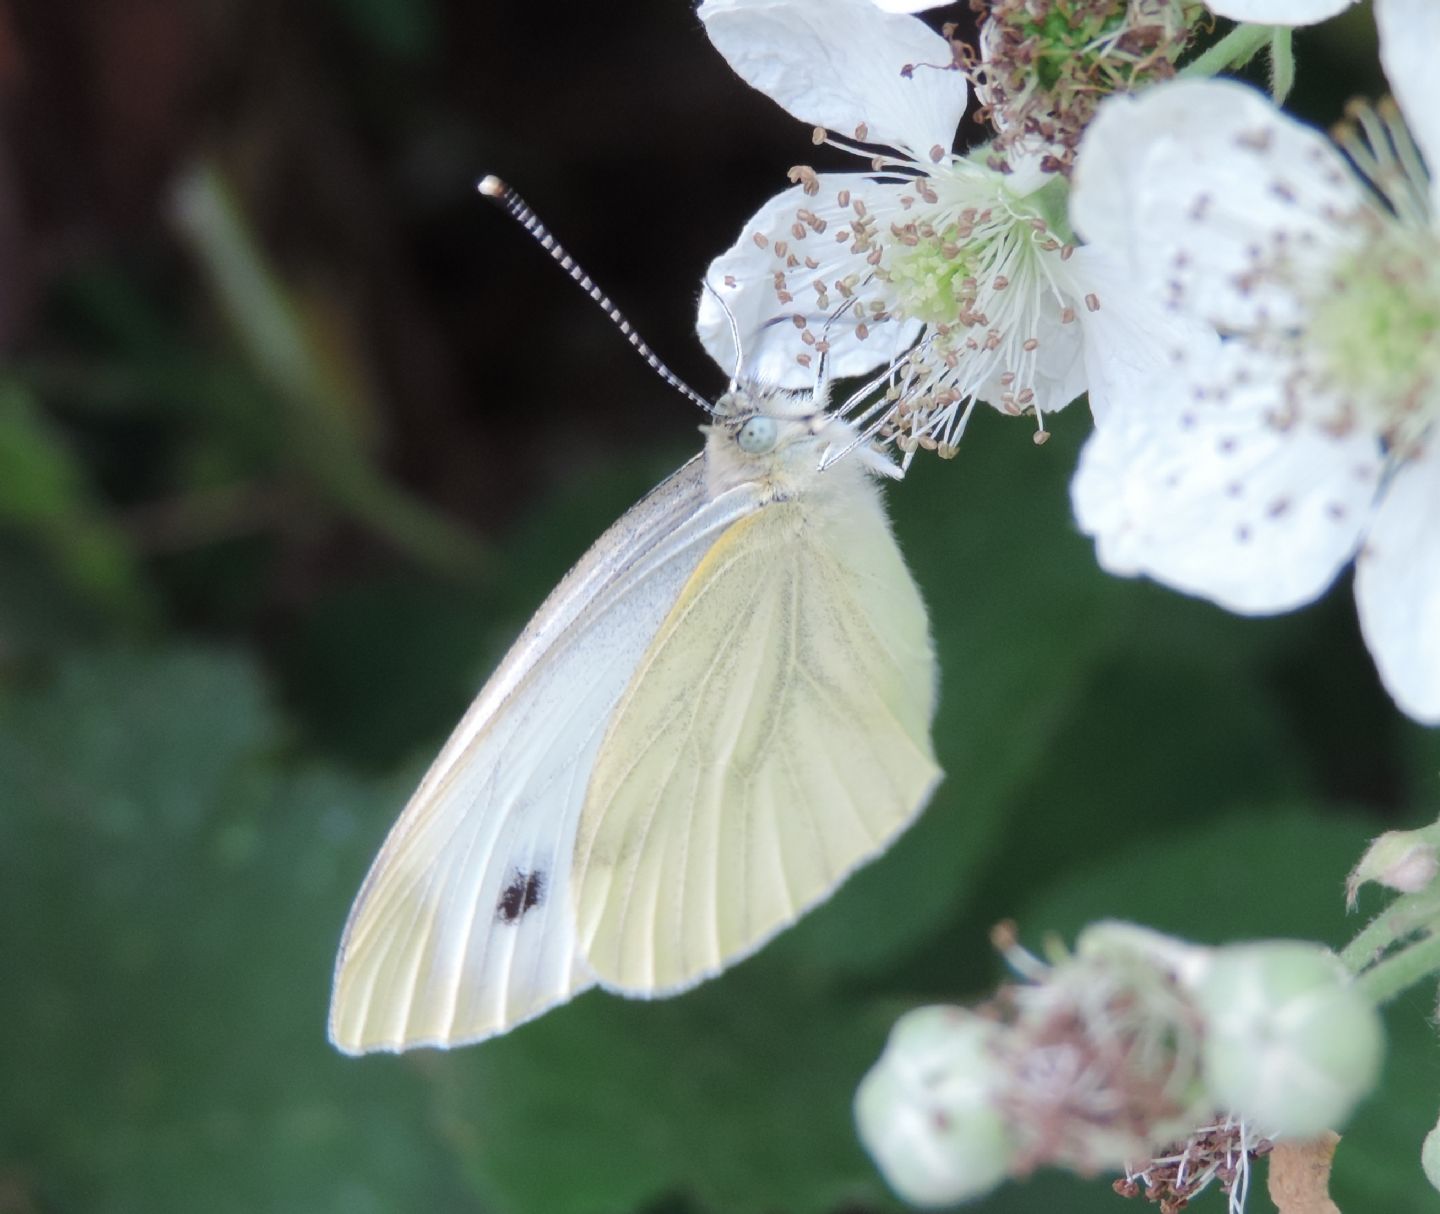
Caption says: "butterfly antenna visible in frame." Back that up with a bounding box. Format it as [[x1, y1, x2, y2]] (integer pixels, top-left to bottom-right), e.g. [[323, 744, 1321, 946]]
[[701, 279, 746, 388], [478, 176, 716, 415], [817, 338, 937, 471], [811, 287, 869, 398]]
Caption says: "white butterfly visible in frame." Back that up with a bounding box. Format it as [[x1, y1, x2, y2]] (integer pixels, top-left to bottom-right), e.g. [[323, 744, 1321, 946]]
[[327, 182, 942, 1055]]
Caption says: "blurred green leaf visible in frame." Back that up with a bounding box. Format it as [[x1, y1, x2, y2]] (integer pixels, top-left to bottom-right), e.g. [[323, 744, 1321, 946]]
[[438, 964, 903, 1214], [0, 647, 476, 1214], [1020, 806, 1370, 953], [0, 381, 151, 624], [170, 161, 490, 583], [953, 642, 1315, 981], [278, 575, 497, 769]]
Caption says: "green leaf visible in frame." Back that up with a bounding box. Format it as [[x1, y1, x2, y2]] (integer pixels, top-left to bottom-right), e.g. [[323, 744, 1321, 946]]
[[277, 575, 499, 769], [0, 647, 476, 1214], [0, 381, 151, 622], [437, 967, 901, 1214], [1019, 806, 1371, 950]]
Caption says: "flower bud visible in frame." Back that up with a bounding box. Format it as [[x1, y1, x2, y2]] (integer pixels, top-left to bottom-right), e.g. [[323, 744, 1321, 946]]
[[1075, 919, 1213, 987], [1193, 943, 1383, 1139], [1347, 828, 1440, 906], [855, 1006, 1015, 1206], [1422, 1110, 1440, 1193]]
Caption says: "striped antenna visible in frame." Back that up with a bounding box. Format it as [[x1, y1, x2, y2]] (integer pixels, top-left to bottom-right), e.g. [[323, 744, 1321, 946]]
[[478, 176, 716, 415]]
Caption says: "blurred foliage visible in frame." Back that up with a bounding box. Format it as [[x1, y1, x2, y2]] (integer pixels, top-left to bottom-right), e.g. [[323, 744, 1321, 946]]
[[0, 2, 1431, 1213]]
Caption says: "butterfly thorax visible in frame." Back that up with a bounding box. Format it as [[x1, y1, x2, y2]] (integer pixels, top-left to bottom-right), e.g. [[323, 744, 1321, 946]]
[[702, 383, 892, 503]]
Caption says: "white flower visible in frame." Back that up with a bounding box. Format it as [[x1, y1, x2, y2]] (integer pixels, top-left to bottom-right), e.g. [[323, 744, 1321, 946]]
[[1191, 943, 1383, 1139], [1206, 0, 1357, 23], [1069, 0, 1440, 723], [854, 1007, 1015, 1206], [696, 0, 1199, 458]]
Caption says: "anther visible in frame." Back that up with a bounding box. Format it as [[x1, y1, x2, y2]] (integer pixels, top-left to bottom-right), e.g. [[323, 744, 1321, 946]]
[[787, 165, 821, 196]]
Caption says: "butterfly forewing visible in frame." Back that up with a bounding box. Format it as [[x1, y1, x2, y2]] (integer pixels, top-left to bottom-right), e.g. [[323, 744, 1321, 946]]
[[329, 459, 766, 1052], [572, 478, 940, 994]]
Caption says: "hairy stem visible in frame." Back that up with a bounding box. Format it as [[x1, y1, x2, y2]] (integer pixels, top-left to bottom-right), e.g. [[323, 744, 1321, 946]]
[[1180, 23, 1273, 80], [1355, 931, 1440, 1006]]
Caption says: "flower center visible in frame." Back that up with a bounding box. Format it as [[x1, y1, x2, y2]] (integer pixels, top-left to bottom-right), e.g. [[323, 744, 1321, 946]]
[[868, 170, 1081, 452], [887, 222, 989, 327], [1307, 217, 1440, 454], [974, 0, 1205, 175]]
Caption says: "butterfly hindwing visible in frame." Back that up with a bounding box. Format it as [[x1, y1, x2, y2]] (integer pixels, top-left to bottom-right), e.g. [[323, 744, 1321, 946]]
[[572, 473, 941, 994]]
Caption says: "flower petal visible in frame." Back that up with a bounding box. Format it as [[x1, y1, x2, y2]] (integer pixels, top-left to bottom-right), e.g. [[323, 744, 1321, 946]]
[[976, 299, 1088, 421], [1206, 0, 1357, 22], [1072, 344, 1380, 614], [1354, 442, 1440, 724], [1071, 79, 1367, 333], [1067, 244, 1222, 427], [698, 0, 967, 159], [698, 174, 922, 386], [1376, 0, 1440, 214]]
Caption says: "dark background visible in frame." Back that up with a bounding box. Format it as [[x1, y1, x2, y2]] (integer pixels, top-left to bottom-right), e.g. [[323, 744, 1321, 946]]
[[3, 3, 1434, 1213]]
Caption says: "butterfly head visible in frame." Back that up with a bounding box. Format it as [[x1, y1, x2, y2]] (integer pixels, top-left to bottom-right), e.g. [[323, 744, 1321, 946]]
[[702, 381, 895, 500]]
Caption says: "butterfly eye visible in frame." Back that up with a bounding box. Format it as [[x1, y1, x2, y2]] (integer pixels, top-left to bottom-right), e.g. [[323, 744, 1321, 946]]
[[736, 416, 778, 455]]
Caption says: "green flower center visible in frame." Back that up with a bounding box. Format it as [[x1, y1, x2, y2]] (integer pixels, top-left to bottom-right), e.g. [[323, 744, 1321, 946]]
[[887, 225, 985, 327], [1309, 221, 1440, 448]]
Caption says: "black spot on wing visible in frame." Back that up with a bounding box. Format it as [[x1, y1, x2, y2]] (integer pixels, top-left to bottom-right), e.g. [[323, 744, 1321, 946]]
[[496, 869, 546, 924]]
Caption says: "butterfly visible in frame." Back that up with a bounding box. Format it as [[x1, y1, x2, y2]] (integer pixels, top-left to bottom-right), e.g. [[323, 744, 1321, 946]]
[[327, 181, 942, 1054]]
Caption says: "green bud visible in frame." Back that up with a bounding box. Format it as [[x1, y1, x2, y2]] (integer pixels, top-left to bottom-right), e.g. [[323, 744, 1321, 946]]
[[855, 1007, 1015, 1207], [1422, 1109, 1440, 1193], [1347, 827, 1440, 906], [1194, 943, 1383, 1139]]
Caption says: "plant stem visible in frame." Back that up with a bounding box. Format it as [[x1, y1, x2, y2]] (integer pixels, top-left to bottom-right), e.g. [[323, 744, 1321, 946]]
[[1339, 889, 1440, 973], [1269, 28, 1295, 103], [171, 160, 491, 584], [1356, 931, 1440, 1005], [1180, 23, 1273, 80]]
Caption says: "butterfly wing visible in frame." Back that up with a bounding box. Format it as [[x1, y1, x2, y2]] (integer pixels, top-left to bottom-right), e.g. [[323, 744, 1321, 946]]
[[329, 458, 765, 1053], [572, 476, 940, 994]]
